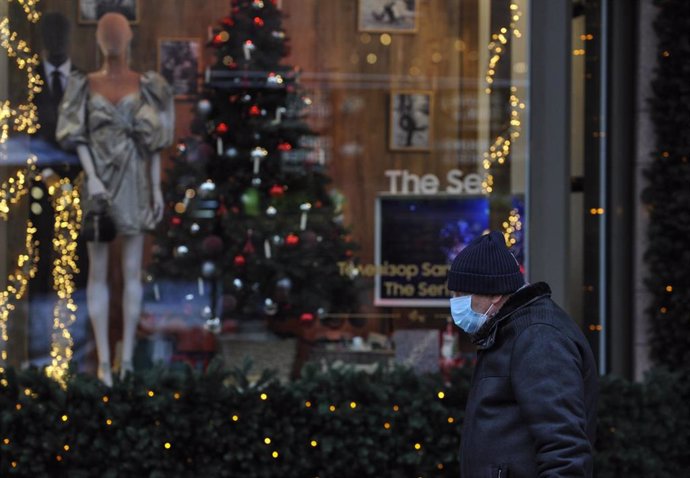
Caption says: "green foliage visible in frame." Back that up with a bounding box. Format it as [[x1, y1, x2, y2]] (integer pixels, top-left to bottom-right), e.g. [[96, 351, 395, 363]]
[[644, 0, 690, 367], [1, 364, 688, 477], [595, 367, 690, 477]]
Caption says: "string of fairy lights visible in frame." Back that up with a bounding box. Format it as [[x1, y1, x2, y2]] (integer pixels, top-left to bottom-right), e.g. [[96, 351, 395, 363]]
[[481, 89, 524, 194], [44, 177, 82, 388], [481, 1, 524, 197], [0, 161, 34, 219], [0, 218, 38, 385], [1, 0, 80, 387], [0, 0, 42, 144], [484, 2, 522, 95], [0, 0, 42, 381], [480, 1, 525, 253], [502, 207, 522, 248]]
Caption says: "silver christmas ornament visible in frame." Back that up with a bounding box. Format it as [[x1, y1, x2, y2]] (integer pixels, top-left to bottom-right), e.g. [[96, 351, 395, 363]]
[[276, 277, 293, 291], [201, 261, 217, 278], [263, 298, 278, 316], [175, 245, 189, 257], [233, 278, 244, 290], [198, 181, 217, 198], [251, 147, 268, 159], [201, 305, 213, 320], [266, 206, 277, 217], [197, 99, 212, 117]]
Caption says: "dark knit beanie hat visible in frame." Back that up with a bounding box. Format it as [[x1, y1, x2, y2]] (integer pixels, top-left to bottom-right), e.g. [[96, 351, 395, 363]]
[[447, 231, 524, 295]]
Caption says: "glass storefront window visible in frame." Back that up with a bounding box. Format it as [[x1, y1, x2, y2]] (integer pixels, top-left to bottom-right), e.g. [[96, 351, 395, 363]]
[[1, 0, 529, 382]]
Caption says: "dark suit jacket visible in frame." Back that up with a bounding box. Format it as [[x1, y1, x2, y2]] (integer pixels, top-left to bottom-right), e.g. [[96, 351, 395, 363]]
[[460, 282, 598, 478], [34, 61, 80, 145]]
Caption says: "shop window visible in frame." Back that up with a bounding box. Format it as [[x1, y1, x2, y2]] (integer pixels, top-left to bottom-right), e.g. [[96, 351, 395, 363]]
[[1, 0, 529, 381]]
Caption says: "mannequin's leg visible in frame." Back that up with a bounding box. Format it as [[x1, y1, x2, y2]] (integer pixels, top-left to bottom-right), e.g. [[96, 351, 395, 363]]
[[86, 241, 111, 386], [120, 234, 145, 378]]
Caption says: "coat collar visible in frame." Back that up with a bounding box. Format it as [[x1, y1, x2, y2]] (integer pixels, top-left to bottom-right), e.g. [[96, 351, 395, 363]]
[[471, 282, 552, 350]]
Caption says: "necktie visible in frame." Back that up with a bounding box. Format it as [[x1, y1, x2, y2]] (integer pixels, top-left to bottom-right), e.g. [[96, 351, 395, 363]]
[[51, 70, 64, 101]]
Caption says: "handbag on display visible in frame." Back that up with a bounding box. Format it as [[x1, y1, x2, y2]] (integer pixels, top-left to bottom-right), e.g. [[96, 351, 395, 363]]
[[81, 194, 117, 243]]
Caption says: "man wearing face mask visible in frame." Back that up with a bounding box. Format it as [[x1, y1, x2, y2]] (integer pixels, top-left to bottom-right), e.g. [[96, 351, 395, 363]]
[[447, 231, 598, 478]]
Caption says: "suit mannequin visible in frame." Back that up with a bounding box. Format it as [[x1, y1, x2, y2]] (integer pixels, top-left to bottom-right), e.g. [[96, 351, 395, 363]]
[[34, 13, 77, 149], [56, 13, 173, 386]]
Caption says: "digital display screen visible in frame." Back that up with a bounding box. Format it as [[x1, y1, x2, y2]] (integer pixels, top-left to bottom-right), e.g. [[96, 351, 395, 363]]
[[374, 194, 490, 307]]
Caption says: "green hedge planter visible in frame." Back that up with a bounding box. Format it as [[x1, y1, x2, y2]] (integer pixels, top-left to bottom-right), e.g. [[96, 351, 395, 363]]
[[1, 363, 689, 477]]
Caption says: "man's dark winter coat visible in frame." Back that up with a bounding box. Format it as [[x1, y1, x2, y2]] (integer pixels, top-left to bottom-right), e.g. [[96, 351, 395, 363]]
[[460, 282, 598, 478]]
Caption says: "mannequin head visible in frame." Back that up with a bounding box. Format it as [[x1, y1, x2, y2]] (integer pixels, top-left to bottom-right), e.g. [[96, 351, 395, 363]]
[[96, 13, 132, 59], [41, 12, 71, 66]]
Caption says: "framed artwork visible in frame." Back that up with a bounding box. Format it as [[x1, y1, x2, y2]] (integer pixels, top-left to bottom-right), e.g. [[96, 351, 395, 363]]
[[78, 0, 139, 24], [358, 0, 418, 33], [157, 38, 202, 100], [389, 90, 433, 151]]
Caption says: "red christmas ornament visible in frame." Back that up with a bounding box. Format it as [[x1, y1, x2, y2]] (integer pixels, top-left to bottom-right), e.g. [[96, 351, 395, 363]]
[[300, 313, 315, 323], [216, 122, 229, 134], [249, 105, 261, 116], [277, 142, 292, 151], [254, 17, 264, 27], [213, 34, 224, 45], [285, 233, 300, 246], [315, 200, 323, 208], [233, 255, 246, 267], [216, 202, 228, 216], [171, 217, 182, 226], [269, 184, 285, 197], [222, 17, 234, 26], [243, 230, 256, 254]]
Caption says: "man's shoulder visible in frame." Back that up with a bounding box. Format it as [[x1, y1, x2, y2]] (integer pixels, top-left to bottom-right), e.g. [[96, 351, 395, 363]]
[[508, 296, 582, 342]]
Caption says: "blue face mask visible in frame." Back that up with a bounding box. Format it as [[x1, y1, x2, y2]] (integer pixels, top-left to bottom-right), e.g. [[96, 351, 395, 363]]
[[450, 295, 492, 334]]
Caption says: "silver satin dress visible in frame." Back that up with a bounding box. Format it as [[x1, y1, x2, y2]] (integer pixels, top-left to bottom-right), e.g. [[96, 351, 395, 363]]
[[56, 71, 174, 235]]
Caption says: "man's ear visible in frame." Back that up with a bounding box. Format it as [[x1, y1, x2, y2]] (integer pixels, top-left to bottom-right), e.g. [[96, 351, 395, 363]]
[[490, 295, 504, 305]]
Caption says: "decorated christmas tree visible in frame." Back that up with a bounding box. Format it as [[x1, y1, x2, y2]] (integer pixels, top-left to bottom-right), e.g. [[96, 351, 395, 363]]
[[150, 0, 359, 329]]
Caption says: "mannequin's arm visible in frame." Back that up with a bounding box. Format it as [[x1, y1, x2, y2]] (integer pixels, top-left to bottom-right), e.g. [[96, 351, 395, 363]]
[[151, 152, 164, 222], [76, 144, 107, 197]]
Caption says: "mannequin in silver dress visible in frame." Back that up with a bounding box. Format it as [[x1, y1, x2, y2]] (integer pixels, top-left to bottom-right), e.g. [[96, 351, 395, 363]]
[[56, 13, 173, 386]]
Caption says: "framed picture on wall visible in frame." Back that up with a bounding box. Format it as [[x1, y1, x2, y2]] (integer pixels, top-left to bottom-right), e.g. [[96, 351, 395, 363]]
[[157, 38, 202, 100], [389, 90, 433, 151], [78, 0, 139, 24], [358, 0, 418, 33]]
